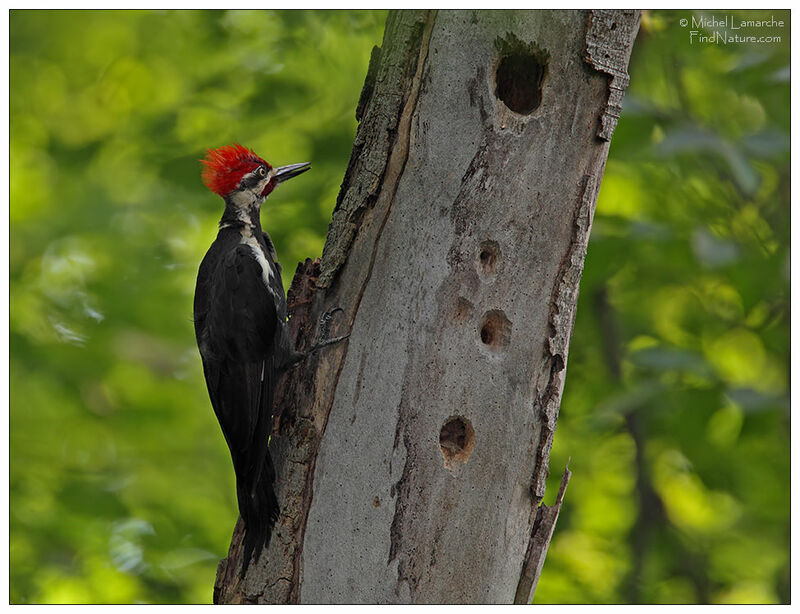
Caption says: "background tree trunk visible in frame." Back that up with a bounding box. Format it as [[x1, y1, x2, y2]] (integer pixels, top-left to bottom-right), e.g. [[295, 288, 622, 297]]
[[214, 9, 640, 604]]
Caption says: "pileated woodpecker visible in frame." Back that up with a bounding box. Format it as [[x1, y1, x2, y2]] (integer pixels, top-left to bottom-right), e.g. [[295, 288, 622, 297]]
[[193, 144, 341, 576]]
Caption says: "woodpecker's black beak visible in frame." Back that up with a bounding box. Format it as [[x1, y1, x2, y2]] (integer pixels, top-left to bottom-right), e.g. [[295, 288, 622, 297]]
[[274, 162, 311, 184]]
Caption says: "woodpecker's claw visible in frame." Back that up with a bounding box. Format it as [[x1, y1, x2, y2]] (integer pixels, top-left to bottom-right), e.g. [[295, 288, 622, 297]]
[[281, 308, 349, 371], [309, 333, 350, 352], [310, 307, 349, 354], [318, 307, 344, 340], [283, 334, 349, 370]]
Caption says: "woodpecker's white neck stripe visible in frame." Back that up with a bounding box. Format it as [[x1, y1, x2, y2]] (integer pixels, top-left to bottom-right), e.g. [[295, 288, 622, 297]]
[[240, 231, 274, 288]]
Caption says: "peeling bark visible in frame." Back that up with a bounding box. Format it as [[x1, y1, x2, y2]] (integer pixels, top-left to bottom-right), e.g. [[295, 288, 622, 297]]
[[583, 9, 641, 141], [515, 464, 572, 604], [214, 9, 640, 604]]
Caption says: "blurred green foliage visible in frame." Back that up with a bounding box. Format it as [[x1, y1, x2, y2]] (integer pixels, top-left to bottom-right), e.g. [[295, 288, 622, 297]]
[[10, 9, 789, 605]]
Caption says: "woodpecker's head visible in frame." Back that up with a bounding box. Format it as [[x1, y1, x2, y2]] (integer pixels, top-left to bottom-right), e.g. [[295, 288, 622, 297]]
[[201, 144, 310, 209]]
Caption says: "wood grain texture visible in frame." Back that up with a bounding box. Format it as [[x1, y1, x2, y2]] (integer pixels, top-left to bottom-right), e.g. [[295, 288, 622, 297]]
[[214, 9, 640, 604]]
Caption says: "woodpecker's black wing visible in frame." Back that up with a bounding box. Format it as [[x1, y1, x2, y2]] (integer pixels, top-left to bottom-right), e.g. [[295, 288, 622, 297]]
[[194, 232, 283, 575]]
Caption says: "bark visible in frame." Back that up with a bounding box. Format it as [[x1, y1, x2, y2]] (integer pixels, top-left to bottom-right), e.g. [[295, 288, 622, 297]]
[[214, 9, 640, 604]]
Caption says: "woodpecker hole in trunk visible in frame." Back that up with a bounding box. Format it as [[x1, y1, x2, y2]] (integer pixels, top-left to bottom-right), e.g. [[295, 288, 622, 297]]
[[479, 309, 512, 353], [494, 34, 548, 115], [476, 240, 500, 277], [439, 416, 475, 470]]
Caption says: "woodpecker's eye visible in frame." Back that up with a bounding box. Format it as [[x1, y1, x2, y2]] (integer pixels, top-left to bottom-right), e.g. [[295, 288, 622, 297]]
[[258, 167, 266, 177]]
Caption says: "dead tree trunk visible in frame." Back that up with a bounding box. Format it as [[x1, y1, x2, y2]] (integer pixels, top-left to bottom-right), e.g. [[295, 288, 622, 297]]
[[214, 9, 640, 604]]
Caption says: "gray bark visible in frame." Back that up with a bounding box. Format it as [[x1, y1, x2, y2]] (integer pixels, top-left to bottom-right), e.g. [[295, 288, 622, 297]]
[[214, 9, 640, 604]]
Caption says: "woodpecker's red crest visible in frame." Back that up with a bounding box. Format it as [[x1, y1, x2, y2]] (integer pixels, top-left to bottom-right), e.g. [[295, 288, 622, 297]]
[[201, 143, 272, 197]]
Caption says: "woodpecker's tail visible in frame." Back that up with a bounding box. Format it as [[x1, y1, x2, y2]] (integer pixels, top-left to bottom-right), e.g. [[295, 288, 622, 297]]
[[236, 357, 281, 579], [202, 356, 281, 579], [237, 448, 280, 578]]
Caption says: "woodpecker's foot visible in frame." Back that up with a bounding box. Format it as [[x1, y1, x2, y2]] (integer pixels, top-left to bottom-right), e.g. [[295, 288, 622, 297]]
[[306, 306, 349, 353], [307, 333, 350, 353], [318, 307, 344, 340], [298, 308, 350, 359], [314, 306, 348, 352], [280, 308, 349, 372], [281, 335, 350, 372]]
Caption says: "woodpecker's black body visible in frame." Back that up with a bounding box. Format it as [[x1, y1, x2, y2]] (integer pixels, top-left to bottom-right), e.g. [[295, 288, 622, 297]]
[[194, 221, 289, 575], [193, 146, 313, 576]]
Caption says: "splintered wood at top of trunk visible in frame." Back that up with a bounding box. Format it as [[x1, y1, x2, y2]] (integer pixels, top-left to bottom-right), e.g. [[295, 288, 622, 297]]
[[214, 9, 640, 604]]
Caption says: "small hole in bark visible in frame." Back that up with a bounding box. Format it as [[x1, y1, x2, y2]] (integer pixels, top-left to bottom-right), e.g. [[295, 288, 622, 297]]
[[495, 51, 545, 114], [477, 240, 500, 276], [611, 22, 617, 30], [479, 309, 511, 353], [439, 416, 475, 470]]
